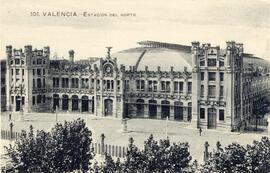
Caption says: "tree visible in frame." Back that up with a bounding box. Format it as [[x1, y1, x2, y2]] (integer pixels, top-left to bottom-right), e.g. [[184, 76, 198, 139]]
[[201, 137, 270, 173], [5, 118, 94, 173], [95, 134, 194, 173]]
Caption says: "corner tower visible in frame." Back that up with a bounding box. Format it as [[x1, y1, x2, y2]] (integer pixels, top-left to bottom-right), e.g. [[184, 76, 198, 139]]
[[191, 41, 243, 131]]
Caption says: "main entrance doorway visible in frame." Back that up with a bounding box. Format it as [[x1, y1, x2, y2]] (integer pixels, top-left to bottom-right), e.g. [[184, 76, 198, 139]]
[[16, 96, 21, 111], [207, 108, 217, 129], [161, 100, 170, 119], [81, 96, 89, 112], [104, 99, 113, 116], [149, 100, 157, 118]]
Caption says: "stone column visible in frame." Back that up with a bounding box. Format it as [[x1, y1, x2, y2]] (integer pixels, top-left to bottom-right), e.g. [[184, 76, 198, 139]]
[[157, 105, 161, 119], [68, 98, 72, 112], [59, 98, 62, 111], [78, 99, 82, 113], [183, 107, 188, 121], [89, 100, 93, 113], [144, 104, 149, 118], [183, 80, 188, 97], [170, 106, 174, 120]]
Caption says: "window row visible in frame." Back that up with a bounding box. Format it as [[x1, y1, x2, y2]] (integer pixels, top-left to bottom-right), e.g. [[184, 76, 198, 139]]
[[10, 59, 25, 65], [33, 78, 46, 88], [135, 80, 192, 94], [200, 72, 224, 81], [199, 59, 224, 67], [200, 108, 225, 121], [33, 69, 46, 76], [11, 69, 25, 76], [32, 95, 46, 105], [200, 85, 224, 98]]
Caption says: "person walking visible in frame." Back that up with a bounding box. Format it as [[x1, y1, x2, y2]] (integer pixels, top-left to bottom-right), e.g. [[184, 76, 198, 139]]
[[199, 127, 202, 136]]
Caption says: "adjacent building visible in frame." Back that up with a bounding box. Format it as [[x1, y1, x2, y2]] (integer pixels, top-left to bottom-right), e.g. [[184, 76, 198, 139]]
[[2, 41, 270, 131]]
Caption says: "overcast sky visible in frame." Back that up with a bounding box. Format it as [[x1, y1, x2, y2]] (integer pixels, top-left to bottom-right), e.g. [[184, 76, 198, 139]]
[[1, 0, 270, 61]]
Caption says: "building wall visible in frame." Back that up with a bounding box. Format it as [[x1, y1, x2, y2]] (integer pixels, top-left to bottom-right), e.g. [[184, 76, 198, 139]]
[[3, 41, 270, 132]]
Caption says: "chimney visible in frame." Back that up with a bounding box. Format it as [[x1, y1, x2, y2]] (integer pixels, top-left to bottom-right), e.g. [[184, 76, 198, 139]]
[[69, 50, 74, 63]]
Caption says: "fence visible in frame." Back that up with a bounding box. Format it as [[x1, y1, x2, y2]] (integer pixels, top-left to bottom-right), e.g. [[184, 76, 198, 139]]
[[1, 130, 21, 140], [91, 142, 128, 158], [249, 118, 268, 126], [1, 130, 128, 159]]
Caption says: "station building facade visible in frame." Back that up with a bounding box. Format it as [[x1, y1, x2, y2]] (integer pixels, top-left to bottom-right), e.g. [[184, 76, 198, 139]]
[[2, 41, 270, 131]]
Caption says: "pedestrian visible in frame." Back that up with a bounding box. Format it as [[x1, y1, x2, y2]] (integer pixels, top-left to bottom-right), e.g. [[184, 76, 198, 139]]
[[8, 114, 11, 121], [199, 127, 202, 136]]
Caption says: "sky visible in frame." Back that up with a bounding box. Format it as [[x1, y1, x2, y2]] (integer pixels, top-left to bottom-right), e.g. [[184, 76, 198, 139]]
[[1, 0, 270, 61]]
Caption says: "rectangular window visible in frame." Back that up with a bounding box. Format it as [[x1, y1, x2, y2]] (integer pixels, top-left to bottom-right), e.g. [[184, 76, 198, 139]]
[[188, 82, 192, 94], [11, 69, 14, 75], [220, 72, 224, 81], [153, 81, 157, 92], [174, 82, 178, 93], [16, 69, 20, 75], [37, 95, 42, 103], [201, 72, 204, 81], [33, 69, 35, 75], [201, 85, 204, 96], [179, 82, 183, 93], [200, 108, 205, 119], [136, 80, 145, 91], [208, 85, 216, 98], [208, 59, 217, 66], [200, 60, 205, 66], [136, 80, 140, 91], [37, 78, 41, 88], [32, 96, 35, 105], [43, 78, 45, 87], [219, 110, 225, 121], [11, 96, 14, 104], [219, 61, 224, 67], [33, 79, 35, 88], [37, 69, 41, 76], [37, 59, 42, 65], [43, 69, 45, 75], [208, 72, 216, 81], [125, 80, 130, 91], [161, 81, 170, 93], [15, 59, 20, 65], [22, 69, 24, 76], [220, 86, 224, 97]]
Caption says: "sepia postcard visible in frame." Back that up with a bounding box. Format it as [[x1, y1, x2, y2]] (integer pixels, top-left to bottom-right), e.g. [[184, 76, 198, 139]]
[[1, 0, 270, 172]]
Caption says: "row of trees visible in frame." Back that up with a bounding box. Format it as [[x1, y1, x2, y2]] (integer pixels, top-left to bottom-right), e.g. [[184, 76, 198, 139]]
[[4, 119, 270, 172]]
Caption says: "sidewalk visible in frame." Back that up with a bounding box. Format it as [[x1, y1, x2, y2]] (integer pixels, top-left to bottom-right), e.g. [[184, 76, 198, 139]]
[[1, 112, 267, 162]]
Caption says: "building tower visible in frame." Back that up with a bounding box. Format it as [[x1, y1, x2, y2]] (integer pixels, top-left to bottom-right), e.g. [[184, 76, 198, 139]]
[[6, 45, 50, 113], [191, 41, 243, 131]]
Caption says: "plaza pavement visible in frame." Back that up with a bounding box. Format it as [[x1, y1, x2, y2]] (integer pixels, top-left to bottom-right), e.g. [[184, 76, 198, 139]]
[[1, 112, 268, 163]]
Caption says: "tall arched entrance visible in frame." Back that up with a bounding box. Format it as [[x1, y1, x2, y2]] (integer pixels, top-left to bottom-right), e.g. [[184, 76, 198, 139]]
[[53, 94, 59, 110], [136, 99, 144, 117], [161, 100, 170, 119], [72, 95, 79, 111], [149, 100, 157, 118], [104, 99, 113, 116], [62, 95, 69, 111], [81, 96, 89, 112], [174, 101, 183, 120]]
